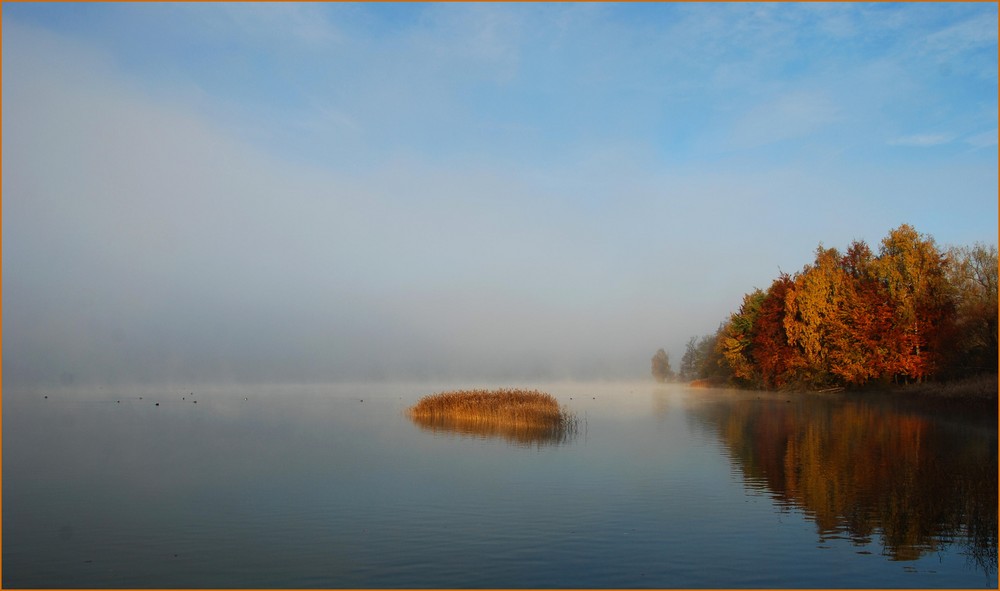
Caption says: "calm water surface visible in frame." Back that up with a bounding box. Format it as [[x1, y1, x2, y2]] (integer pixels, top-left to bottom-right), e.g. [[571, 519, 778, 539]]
[[3, 381, 996, 588]]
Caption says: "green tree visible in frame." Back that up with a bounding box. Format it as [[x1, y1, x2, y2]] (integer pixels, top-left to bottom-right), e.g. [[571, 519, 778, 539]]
[[719, 289, 766, 387], [651, 348, 675, 382], [705, 324, 736, 383]]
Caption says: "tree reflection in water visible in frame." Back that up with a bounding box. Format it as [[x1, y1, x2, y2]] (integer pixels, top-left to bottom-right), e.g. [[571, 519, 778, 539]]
[[690, 394, 997, 574]]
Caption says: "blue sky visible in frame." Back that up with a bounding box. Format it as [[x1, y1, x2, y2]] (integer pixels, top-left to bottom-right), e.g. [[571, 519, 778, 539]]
[[3, 3, 997, 385]]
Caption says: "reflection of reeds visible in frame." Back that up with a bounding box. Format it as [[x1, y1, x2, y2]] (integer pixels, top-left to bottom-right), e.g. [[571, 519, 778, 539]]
[[407, 389, 577, 446]]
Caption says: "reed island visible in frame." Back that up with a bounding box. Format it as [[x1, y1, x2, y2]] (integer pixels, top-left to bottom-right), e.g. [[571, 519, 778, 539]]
[[407, 388, 577, 445]]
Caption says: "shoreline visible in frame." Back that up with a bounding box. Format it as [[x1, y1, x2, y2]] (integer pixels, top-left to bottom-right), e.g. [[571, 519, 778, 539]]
[[685, 373, 998, 401], [858, 373, 998, 401]]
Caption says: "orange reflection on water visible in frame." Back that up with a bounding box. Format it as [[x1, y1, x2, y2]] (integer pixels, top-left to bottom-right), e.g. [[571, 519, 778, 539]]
[[408, 414, 577, 447], [695, 394, 997, 571]]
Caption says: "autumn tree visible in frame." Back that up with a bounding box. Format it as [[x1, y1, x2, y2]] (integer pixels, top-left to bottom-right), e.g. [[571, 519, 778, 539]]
[[651, 348, 675, 382], [783, 246, 847, 388], [780, 232, 962, 387], [945, 243, 998, 376], [873, 224, 955, 382], [828, 240, 898, 385], [719, 289, 767, 387], [673, 225, 987, 391], [783, 238, 924, 387], [750, 274, 807, 389]]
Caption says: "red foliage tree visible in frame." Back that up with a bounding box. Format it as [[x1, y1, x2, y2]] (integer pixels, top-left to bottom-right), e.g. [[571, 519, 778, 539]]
[[750, 274, 806, 389]]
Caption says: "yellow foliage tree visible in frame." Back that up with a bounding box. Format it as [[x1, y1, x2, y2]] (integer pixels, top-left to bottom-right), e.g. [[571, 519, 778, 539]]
[[873, 224, 954, 382], [783, 246, 847, 386]]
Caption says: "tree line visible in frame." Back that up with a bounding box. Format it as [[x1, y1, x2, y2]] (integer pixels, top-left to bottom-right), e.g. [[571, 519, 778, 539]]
[[676, 224, 997, 390]]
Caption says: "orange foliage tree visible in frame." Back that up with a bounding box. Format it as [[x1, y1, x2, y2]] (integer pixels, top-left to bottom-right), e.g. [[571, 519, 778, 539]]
[[826, 241, 898, 385], [783, 246, 849, 387], [683, 225, 991, 390]]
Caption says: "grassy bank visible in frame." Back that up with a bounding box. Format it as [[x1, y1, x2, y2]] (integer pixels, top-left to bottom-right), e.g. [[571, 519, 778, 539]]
[[887, 373, 998, 400]]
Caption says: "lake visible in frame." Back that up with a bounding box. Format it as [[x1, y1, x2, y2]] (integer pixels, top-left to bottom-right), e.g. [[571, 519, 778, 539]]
[[3, 381, 996, 588]]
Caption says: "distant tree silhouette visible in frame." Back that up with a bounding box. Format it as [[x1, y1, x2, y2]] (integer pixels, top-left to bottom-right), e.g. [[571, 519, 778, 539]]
[[651, 348, 674, 382], [679, 337, 699, 381], [680, 329, 732, 383]]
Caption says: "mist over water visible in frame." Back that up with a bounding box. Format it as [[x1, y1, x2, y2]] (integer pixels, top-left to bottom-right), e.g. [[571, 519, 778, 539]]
[[4, 5, 997, 390]]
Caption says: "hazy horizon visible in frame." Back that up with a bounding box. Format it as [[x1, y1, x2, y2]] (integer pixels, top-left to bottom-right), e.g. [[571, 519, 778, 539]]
[[3, 3, 997, 387]]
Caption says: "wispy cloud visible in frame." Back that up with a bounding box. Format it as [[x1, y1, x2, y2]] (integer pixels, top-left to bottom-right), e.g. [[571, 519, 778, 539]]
[[725, 90, 842, 150], [965, 128, 998, 149], [213, 3, 340, 47], [887, 133, 955, 147], [922, 15, 998, 58]]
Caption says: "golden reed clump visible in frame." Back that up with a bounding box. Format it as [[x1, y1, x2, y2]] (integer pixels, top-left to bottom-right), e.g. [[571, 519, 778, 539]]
[[407, 388, 577, 446]]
